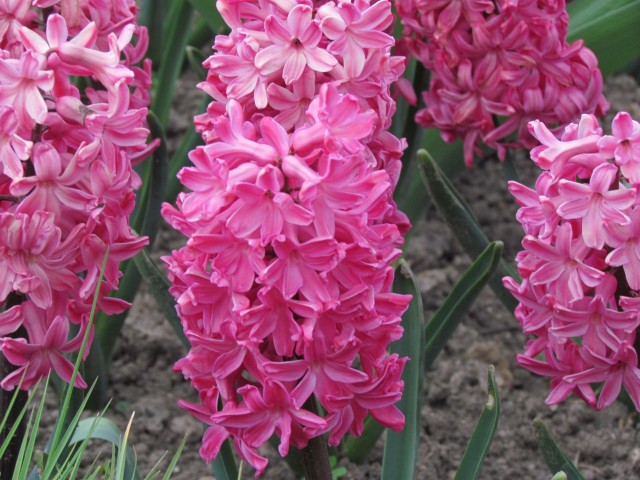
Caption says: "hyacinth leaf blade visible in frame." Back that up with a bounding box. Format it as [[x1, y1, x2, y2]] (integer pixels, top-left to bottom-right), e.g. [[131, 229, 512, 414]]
[[151, 0, 194, 126], [166, 94, 208, 203], [424, 241, 503, 370], [133, 249, 189, 348], [381, 260, 425, 480], [342, 417, 385, 464], [187, 0, 228, 33], [211, 438, 239, 480], [567, 0, 640, 75], [138, 0, 170, 64], [454, 365, 500, 480], [418, 149, 518, 311], [533, 418, 585, 480], [91, 112, 169, 400], [14, 378, 49, 480], [396, 131, 464, 228], [185, 46, 208, 82]]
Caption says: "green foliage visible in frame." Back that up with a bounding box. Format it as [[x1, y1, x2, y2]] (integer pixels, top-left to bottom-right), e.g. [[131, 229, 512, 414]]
[[418, 149, 519, 311], [424, 241, 503, 370], [454, 366, 501, 480], [533, 418, 585, 480], [381, 260, 425, 480]]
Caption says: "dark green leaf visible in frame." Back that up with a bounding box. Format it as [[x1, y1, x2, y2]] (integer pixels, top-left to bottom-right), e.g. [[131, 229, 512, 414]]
[[185, 46, 208, 82], [567, 0, 640, 76], [382, 260, 425, 480], [343, 417, 385, 464], [151, 0, 194, 126], [211, 439, 238, 480], [533, 418, 585, 480], [418, 149, 519, 311], [424, 241, 503, 370], [187, 0, 227, 33], [454, 366, 500, 480], [133, 249, 189, 349]]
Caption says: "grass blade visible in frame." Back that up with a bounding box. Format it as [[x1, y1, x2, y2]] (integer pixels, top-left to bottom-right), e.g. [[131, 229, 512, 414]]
[[160, 435, 188, 480], [381, 260, 424, 480], [418, 149, 519, 311], [424, 241, 503, 370], [454, 365, 500, 480], [533, 418, 585, 480]]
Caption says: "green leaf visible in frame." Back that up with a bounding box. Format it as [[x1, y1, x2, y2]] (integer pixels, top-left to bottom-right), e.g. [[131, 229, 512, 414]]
[[533, 418, 585, 480], [454, 365, 500, 480], [94, 111, 169, 372], [166, 94, 209, 203], [381, 260, 424, 480], [342, 417, 385, 464], [396, 130, 465, 228], [185, 46, 208, 82], [159, 435, 188, 480], [424, 241, 503, 370], [133, 249, 189, 349], [151, 0, 194, 126], [138, 0, 170, 65], [211, 439, 239, 480], [418, 149, 519, 311], [187, 0, 227, 33], [567, 0, 640, 76]]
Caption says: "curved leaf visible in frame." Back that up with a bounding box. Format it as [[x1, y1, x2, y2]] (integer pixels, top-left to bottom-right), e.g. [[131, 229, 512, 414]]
[[418, 149, 519, 311], [533, 418, 585, 480], [454, 365, 500, 480], [381, 260, 425, 480], [424, 241, 503, 370]]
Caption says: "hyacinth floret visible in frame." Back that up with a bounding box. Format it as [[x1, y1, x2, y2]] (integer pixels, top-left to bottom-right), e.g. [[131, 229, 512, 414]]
[[0, 1, 152, 390], [505, 112, 640, 412], [396, 0, 609, 166], [162, 0, 411, 473]]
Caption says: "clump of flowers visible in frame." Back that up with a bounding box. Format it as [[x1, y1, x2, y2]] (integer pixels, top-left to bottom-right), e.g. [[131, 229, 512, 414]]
[[396, 0, 609, 166], [505, 112, 640, 411], [0, 1, 152, 390], [162, 0, 411, 473]]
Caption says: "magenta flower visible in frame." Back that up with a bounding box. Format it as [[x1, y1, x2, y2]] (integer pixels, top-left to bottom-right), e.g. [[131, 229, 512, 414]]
[[0, 0, 152, 391], [396, 0, 608, 166], [506, 112, 640, 412], [163, 0, 410, 473]]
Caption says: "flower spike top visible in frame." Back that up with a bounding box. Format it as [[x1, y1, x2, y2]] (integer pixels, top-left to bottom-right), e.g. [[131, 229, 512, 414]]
[[0, 1, 152, 390], [396, 0, 609, 166], [162, 0, 411, 474], [506, 112, 640, 412]]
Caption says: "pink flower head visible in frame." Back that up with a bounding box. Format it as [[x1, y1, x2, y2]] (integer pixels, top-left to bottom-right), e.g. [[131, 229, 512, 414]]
[[506, 112, 640, 412], [0, 1, 152, 391], [397, 0, 608, 166], [164, 0, 411, 472]]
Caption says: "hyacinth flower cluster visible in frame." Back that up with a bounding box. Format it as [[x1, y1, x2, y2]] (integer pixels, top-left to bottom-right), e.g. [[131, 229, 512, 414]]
[[0, 1, 152, 390], [162, 0, 412, 473], [505, 112, 640, 411], [395, 0, 609, 166]]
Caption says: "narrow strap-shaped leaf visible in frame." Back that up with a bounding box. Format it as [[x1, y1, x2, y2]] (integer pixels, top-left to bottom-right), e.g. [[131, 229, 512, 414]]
[[94, 112, 168, 369], [424, 241, 503, 370], [418, 149, 519, 311], [454, 365, 500, 480], [533, 418, 585, 480], [185, 46, 208, 82], [343, 417, 385, 464], [151, 0, 194, 126], [381, 260, 424, 480], [211, 439, 239, 480], [161, 434, 188, 480], [187, 0, 227, 33], [138, 0, 169, 65], [166, 94, 209, 203], [396, 130, 465, 228], [567, 0, 640, 76], [133, 249, 189, 349]]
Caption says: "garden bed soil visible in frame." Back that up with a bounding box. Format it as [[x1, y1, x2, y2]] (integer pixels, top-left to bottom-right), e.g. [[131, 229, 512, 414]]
[[36, 74, 640, 479]]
